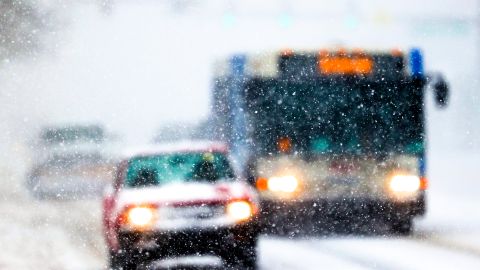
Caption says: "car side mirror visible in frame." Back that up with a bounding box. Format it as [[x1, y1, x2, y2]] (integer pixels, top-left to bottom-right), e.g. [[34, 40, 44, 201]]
[[428, 73, 449, 108]]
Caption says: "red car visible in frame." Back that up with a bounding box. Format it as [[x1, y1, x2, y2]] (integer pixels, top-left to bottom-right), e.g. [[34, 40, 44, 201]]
[[103, 142, 260, 269]]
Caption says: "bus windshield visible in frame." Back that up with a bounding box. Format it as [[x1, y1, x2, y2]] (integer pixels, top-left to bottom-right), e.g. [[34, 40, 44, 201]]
[[245, 78, 424, 156]]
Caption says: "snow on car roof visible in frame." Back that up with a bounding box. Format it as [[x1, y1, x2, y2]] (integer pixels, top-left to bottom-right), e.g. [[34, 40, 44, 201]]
[[121, 140, 229, 159]]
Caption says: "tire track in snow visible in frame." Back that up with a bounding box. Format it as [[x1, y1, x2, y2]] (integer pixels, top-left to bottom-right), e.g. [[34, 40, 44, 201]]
[[0, 189, 104, 269], [300, 236, 480, 270], [56, 199, 107, 260], [26, 198, 107, 270], [411, 231, 480, 259], [259, 236, 371, 270], [299, 238, 403, 270]]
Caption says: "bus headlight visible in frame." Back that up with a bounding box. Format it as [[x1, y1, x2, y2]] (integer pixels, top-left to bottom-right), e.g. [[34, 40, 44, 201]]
[[126, 206, 156, 228], [267, 175, 299, 193], [388, 175, 421, 193], [226, 201, 253, 222]]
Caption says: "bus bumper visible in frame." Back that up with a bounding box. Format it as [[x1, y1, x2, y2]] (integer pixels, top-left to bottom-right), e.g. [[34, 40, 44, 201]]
[[259, 193, 425, 226]]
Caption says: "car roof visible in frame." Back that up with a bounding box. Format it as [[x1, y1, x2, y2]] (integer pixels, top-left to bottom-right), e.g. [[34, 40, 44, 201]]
[[121, 140, 229, 159]]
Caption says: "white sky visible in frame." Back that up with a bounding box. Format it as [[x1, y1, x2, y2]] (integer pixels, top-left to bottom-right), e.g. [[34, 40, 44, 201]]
[[0, 0, 478, 148]]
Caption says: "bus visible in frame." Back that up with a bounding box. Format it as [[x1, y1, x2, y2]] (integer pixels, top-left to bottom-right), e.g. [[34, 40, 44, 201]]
[[211, 48, 449, 234]]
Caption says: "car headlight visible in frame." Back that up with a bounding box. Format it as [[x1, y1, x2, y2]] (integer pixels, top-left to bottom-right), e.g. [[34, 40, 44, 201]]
[[267, 175, 299, 193], [388, 175, 421, 193], [226, 201, 253, 222], [126, 206, 156, 228]]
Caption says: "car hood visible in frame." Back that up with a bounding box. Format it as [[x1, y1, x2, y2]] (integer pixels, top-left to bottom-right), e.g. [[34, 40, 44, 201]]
[[116, 181, 254, 209]]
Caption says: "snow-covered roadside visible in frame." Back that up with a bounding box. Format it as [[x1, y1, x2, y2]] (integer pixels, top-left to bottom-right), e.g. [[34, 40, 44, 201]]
[[0, 170, 105, 270], [416, 152, 480, 255]]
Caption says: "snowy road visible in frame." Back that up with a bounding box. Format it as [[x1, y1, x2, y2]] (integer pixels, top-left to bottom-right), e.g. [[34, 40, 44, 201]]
[[1, 153, 480, 269], [260, 236, 480, 270], [2, 196, 480, 270]]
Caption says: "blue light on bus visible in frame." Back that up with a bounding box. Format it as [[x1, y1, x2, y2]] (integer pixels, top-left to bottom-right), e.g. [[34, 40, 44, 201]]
[[229, 54, 248, 168], [409, 48, 424, 77], [230, 54, 246, 76]]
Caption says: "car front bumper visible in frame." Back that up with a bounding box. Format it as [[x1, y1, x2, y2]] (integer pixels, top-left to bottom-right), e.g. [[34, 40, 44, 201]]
[[117, 221, 259, 256]]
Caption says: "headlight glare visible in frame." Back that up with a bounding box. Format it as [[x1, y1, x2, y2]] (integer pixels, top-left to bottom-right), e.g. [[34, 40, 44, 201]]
[[389, 175, 421, 193], [126, 206, 156, 228], [267, 175, 299, 193], [226, 201, 253, 222]]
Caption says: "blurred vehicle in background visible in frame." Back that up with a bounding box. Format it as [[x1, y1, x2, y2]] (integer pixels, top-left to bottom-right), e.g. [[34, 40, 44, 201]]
[[211, 48, 449, 234], [103, 141, 260, 270], [26, 124, 115, 198]]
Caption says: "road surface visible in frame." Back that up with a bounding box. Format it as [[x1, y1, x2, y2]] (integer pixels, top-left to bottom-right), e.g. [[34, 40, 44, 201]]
[[1, 154, 480, 270]]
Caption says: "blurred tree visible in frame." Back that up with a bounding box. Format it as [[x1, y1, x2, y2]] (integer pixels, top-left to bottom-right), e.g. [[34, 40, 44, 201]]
[[0, 0, 53, 61]]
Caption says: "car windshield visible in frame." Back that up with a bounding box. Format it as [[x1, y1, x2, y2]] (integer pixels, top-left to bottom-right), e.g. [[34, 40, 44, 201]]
[[125, 152, 235, 187], [41, 126, 105, 144]]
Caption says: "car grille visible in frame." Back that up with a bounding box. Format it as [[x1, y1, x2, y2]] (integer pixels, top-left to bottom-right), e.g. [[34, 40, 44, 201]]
[[158, 205, 225, 221]]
